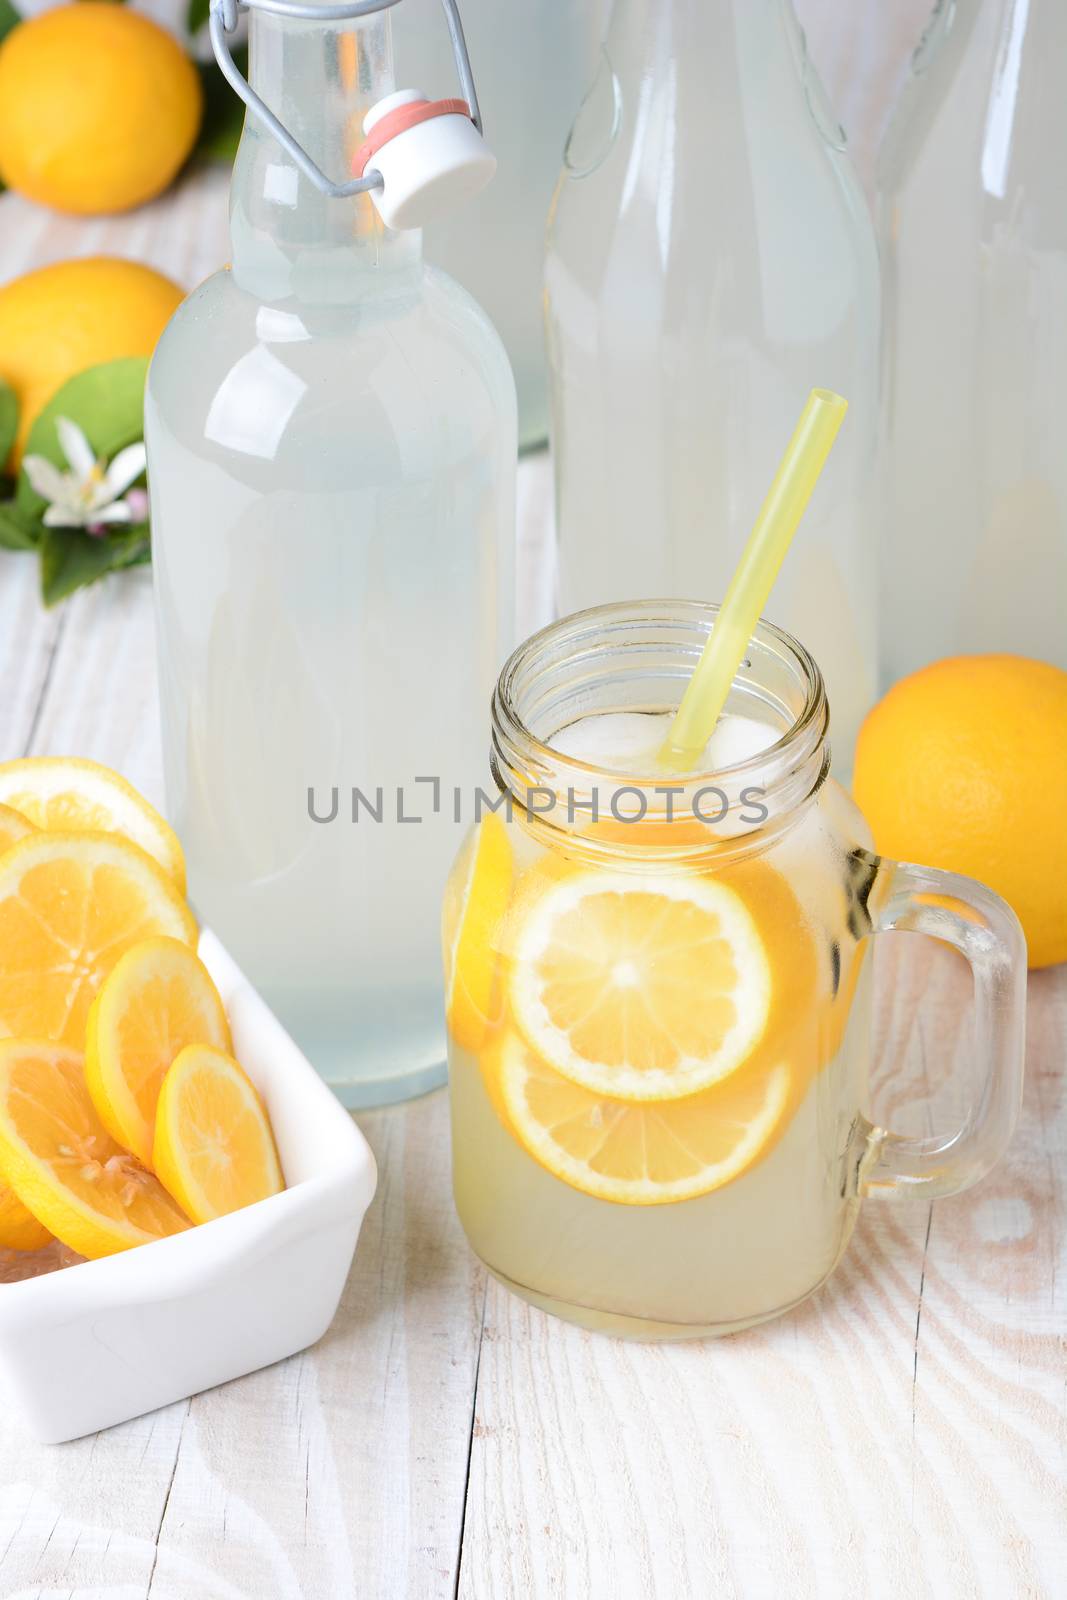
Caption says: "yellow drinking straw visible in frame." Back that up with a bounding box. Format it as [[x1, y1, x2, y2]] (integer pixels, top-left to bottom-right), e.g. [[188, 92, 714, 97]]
[[657, 388, 849, 773]]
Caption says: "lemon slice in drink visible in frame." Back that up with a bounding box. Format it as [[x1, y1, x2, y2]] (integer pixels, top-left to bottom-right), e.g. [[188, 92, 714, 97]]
[[496, 1031, 791, 1205], [0, 1041, 189, 1258], [444, 812, 513, 1052], [86, 937, 232, 1168], [507, 868, 771, 1101], [0, 757, 186, 891]]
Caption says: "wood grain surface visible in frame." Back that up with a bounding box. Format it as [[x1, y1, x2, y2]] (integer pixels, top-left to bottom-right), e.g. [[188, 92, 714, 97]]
[[0, 3, 1064, 1597]]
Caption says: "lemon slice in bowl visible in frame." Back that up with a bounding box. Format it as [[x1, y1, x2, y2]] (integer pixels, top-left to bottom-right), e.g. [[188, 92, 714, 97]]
[[443, 812, 513, 1052], [154, 1044, 283, 1224], [86, 937, 232, 1169], [0, 831, 196, 1049], [495, 1031, 792, 1205], [507, 868, 771, 1101], [0, 1041, 189, 1257], [0, 1179, 51, 1251], [0, 757, 186, 891], [0, 802, 35, 857]]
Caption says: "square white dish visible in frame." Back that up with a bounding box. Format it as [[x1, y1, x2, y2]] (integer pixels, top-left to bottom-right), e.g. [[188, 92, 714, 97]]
[[0, 929, 378, 1444]]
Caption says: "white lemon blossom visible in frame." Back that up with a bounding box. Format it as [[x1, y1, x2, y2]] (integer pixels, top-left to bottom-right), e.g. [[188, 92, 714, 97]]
[[22, 417, 148, 535]]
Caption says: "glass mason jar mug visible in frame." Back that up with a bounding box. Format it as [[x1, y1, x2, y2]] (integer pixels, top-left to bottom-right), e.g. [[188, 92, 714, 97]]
[[443, 603, 1027, 1338]]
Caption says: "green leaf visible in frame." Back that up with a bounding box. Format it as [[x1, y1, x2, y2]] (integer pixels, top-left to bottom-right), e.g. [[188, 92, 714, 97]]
[[193, 51, 248, 163], [187, 0, 210, 33], [0, 0, 21, 44], [0, 379, 17, 468], [0, 500, 37, 552], [40, 525, 150, 608], [16, 357, 148, 520]]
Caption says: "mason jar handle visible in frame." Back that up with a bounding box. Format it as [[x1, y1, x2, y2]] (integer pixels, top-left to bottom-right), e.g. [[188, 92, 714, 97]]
[[860, 856, 1027, 1200]]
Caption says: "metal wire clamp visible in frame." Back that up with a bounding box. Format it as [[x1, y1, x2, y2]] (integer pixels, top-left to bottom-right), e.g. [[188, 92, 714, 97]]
[[209, 0, 484, 201]]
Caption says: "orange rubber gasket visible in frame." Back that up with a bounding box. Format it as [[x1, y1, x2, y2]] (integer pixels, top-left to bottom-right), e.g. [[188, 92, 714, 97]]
[[352, 98, 473, 177]]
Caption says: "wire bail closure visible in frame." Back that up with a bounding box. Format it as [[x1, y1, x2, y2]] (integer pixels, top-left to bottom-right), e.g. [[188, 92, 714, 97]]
[[209, 0, 484, 202]]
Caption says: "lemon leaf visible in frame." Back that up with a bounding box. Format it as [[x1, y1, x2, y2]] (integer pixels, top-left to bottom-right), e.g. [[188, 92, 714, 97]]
[[0, 0, 19, 44], [40, 526, 150, 608], [16, 357, 148, 520], [0, 379, 16, 465], [0, 501, 38, 552], [186, 0, 210, 33]]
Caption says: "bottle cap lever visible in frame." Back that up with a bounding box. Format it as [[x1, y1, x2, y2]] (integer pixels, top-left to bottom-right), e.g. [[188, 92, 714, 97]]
[[354, 89, 496, 229], [209, 0, 488, 210]]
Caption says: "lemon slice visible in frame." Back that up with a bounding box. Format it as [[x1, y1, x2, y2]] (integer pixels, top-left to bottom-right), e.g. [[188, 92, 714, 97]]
[[0, 1179, 51, 1250], [0, 831, 196, 1049], [496, 1031, 792, 1205], [0, 802, 35, 857], [443, 813, 513, 1052], [0, 757, 186, 891], [154, 1044, 283, 1224], [0, 1040, 189, 1257], [85, 937, 232, 1168], [507, 868, 771, 1101]]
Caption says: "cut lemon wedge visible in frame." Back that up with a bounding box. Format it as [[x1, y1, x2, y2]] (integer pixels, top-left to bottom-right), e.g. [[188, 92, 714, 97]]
[[154, 1044, 283, 1224], [0, 831, 197, 1049], [495, 1031, 792, 1205], [0, 802, 35, 857], [0, 1040, 189, 1257], [86, 937, 232, 1168], [0, 757, 186, 891], [444, 812, 513, 1052], [507, 867, 771, 1101]]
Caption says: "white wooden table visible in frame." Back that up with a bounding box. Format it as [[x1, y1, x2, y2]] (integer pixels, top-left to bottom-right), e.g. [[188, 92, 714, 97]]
[[1, 5, 1065, 1596]]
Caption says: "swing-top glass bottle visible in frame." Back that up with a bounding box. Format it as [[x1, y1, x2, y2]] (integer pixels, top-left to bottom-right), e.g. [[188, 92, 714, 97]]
[[545, 0, 881, 763], [877, 0, 1067, 683], [145, 0, 516, 1108]]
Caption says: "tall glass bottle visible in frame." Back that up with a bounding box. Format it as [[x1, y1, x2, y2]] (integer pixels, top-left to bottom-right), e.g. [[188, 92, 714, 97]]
[[545, 0, 880, 761], [145, 1, 516, 1108], [878, 0, 1067, 684], [393, 0, 602, 449]]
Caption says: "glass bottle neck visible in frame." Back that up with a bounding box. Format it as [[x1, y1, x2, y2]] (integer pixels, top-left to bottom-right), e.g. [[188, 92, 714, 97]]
[[587, 0, 826, 152], [230, 7, 421, 306], [605, 0, 797, 50]]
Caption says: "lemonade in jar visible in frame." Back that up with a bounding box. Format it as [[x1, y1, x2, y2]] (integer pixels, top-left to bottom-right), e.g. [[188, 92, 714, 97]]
[[443, 603, 1026, 1338]]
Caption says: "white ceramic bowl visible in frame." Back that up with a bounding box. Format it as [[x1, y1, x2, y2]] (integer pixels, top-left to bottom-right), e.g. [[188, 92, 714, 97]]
[[0, 930, 377, 1443]]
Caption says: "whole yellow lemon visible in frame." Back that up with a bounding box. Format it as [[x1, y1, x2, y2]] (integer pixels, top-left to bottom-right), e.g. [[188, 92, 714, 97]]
[[0, 4, 202, 215], [853, 655, 1067, 969], [0, 256, 184, 470]]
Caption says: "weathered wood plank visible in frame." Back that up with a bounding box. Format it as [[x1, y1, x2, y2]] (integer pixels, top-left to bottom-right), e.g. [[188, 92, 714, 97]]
[[143, 1092, 483, 1600], [0, 1402, 191, 1598], [0, 163, 229, 291], [0, 552, 63, 761], [25, 567, 164, 806]]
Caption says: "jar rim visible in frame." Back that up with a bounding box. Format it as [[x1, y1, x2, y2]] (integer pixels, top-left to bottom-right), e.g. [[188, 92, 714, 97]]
[[493, 599, 828, 785], [489, 601, 831, 860]]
